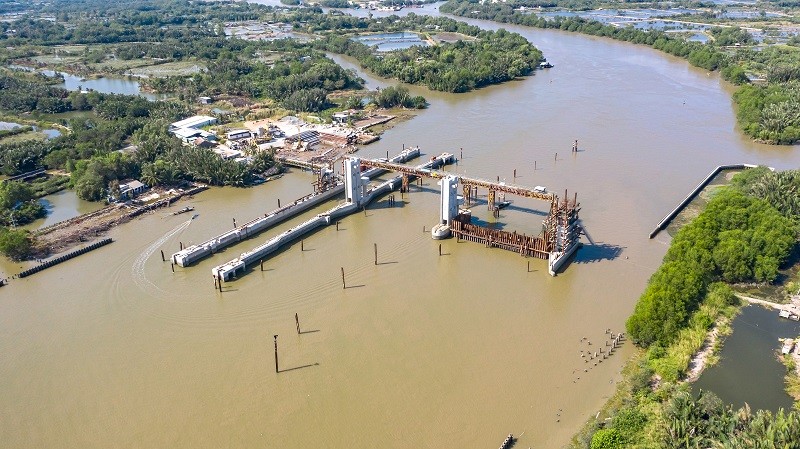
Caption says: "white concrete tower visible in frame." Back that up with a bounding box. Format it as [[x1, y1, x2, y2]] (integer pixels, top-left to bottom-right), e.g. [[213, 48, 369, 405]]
[[345, 158, 363, 206], [439, 175, 459, 225]]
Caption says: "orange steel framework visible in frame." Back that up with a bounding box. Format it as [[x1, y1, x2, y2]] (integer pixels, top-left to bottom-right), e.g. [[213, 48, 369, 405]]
[[358, 158, 581, 259]]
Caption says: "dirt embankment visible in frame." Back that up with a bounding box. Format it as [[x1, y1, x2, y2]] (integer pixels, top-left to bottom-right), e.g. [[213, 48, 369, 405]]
[[33, 185, 206, 257]]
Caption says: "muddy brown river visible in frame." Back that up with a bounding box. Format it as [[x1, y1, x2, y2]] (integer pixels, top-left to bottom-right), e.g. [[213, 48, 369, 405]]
[[2, 8, 800, 449]]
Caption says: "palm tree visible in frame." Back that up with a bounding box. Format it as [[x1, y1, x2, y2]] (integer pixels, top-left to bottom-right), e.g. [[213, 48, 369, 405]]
[[140, 163, 160, 187]]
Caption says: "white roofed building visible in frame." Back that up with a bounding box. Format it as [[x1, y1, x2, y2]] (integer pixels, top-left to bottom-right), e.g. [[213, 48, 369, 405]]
[[170, 115, 217, 131]]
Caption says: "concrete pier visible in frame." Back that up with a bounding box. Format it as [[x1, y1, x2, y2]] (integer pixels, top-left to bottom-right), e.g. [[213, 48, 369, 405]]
[[172, 147, 422, 267]]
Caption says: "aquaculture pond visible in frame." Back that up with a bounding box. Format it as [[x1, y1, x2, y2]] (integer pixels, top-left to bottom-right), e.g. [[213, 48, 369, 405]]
[[694, 305, 800, 411]]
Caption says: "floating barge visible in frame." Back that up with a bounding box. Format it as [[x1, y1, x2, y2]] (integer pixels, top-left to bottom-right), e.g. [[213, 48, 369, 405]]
[[172, 148, 423, 267], [173, 206, 194, 215]]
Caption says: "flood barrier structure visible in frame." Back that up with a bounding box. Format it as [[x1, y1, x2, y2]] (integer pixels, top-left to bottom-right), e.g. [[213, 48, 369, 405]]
[[649, 164, 764, 239], [16, 238, 113, 279], [173, 148, 422, 267], [357, 160, 582, 276], [211, 153, 454, 281]]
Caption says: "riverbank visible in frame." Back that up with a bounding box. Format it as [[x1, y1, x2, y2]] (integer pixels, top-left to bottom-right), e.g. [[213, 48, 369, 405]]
[[31, 183, 206, 257], [783, 343, 800, 406]]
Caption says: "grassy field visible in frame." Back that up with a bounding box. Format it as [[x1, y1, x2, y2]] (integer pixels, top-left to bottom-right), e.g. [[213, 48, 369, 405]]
[[0, 130, 50, 144], [125, 60, 206, 78], [86, 58, 156, 71]]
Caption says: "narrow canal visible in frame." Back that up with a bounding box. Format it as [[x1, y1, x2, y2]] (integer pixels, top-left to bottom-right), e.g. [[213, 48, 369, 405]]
[[2, 6, 800, 449]]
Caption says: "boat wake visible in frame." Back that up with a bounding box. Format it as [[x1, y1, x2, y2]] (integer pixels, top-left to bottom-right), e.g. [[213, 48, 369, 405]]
[[131, 218, 192, 296]]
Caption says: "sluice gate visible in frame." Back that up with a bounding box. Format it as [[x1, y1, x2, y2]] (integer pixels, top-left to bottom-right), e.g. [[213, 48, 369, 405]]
[[173, 147, 422, 267], [211, 152, 455, 282], [357, 158, 582, 275]]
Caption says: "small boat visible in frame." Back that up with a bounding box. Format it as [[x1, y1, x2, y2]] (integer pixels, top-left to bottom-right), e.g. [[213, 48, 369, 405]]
[[539, 61, 553, 69], [173, 206, 194, 215], [191, 214, 199, 220], [431, 223, 451, 240], [496, 200, 511, 209]]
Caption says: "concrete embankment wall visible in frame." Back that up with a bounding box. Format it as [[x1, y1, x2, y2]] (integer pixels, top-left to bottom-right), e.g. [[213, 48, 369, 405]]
[[15, 238, 113, 279], [648, 164, 757, 239]]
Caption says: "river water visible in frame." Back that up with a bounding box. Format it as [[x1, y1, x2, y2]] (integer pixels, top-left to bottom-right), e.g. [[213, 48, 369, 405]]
[[2, 6, 800, 449], [8, 64, 167, 100], [694, 305, 800, 411]]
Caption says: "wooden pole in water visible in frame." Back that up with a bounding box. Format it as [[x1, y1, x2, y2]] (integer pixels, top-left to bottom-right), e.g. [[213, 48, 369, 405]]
[[295, 313, 300, 334], [260, 260, 264, 271], [233, 218, 237, 228], [336, 221, 340, 231], [374, 243, 378, 265], [528, 260, 530, 272], [171, 262, 175, 273], [341, 267, 346, 289], [218, 275, 222, 292], [555, 152, 558, 161], [460, 147, 463, 159], [278, 198, 281, 208], [514, 169, 517, 180], [160, 250, 165, 261], [301, 240, 304, 251], [274, 335, 279, 373], [535, 160, 537, 171], [439, 244, 442, 256], [179, 242, 183, 250]]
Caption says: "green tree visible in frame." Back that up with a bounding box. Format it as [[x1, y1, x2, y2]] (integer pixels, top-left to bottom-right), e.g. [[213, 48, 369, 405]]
[[0, 181, 35, 209], [590, 428, 623, 449], [0, 227, 33, 260]]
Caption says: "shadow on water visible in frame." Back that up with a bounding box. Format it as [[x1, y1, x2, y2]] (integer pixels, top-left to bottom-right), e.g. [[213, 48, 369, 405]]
[[573, 242, 625, 264], [278, 362, 319, 373], [367, 198, 408, 210], [39, 198, 55, 214], [504, 204, 549, 217], [469, 217, 508, 231]]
